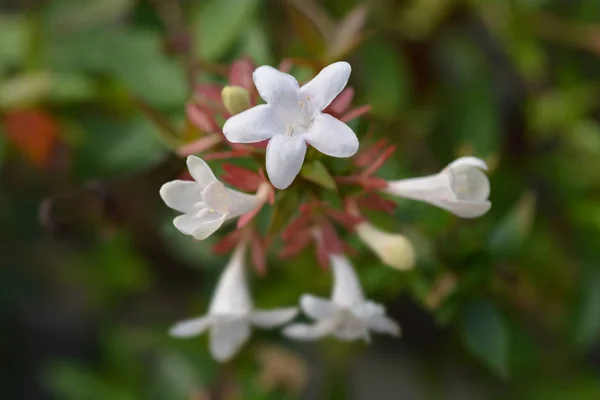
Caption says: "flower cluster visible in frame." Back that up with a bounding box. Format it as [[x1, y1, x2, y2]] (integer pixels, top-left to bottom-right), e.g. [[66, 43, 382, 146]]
[[160, 60, 491, 361]]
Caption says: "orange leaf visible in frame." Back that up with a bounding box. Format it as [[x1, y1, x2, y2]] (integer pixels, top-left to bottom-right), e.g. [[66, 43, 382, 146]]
[[3, 109, 58, 168]]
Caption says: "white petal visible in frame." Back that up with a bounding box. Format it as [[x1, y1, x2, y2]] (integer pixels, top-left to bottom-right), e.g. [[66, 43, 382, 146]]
[[202, 181, 230, 214], [159, 180, 202, 213], [300, 61, 351, 111], [209, 244, 253, 315], [172, 211, 225, 238], [330, 255, 365, 307], [173, 212, 202, 235], [300, 295, 336, 320], [225, 188, 261, 217], [367, 314, 401, 336], [209, 320, 251, 362], [265, 134, 307, 190], [186, 156, 217, 187], [283, 318, 339, 341], [252, 66, 299, 107], [449, 156, 488, 171], [222, 104, 284, 144], [332, 323, 370, 342], [250, 307, 298, 328], [437, 199, 491, 219], [169, 316, 211, 338], [303, 113, 358, 157]]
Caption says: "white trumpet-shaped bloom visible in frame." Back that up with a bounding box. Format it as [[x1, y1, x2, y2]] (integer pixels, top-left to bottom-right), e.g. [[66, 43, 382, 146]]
[[170, 244, 298, 362], [283, 254, 400, 342], [160, 156, 268, 240], [355, 221, 415, 271], [222, 62, 359, 190], [384, 157, 491, 218]]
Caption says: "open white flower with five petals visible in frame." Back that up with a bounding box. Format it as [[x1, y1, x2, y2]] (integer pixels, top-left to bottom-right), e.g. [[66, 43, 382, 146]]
[[170, 243, 298, 362], [383, 157, 491, 219], [160, 156, 270, 240], [283, 254, 400, 342], [222, 62, 360, 189]]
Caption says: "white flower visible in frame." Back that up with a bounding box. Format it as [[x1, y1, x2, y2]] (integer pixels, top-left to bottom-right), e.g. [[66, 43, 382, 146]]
[[355, 221, 415, 270], [222, 62, 359, 190], [283, 254, 400, 342], [169, 244, 298, 362], [160, 155, 269, 240], [384, 156, 491, 218]]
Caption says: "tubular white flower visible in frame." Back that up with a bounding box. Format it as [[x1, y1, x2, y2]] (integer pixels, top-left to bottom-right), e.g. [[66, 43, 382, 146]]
[[170, 244, 298, 362], [222, 62, 359, 190], [283, 254, 400, 342], [160, 156, 269, 240], [384, 156, 491, 218], [355, 221, 415, 271]]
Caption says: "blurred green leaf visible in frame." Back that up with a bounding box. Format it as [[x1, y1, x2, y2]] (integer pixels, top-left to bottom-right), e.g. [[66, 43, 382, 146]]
[[44, 0, 137, 32], [301, 160, 337, 190], [239, 22, 273, 65], [47, 28, 187, 108], [461, 300, 509, 379], [74, 116, 168, 178], [0, 14, 29, 71], [0, 72, 52, 109], [287, 1, 328, 57], [572, 266, 600, 349], [327, 4, 368, 61], [45, 362, 135, 400], [267, 187, 300, 235], [359, 37, 409, 117], [192, 0, 261, 61], [488, 191, 536, 259]]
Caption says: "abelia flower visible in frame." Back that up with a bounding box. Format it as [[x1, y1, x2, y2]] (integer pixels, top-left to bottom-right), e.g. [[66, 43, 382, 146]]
[[354, 220, 415, 271], [222, 62, 360, 189], [170, 243, 298, 362], [159, 156, 270, 240], [283, 254, 400, 342], [383, 157, 491, 218]]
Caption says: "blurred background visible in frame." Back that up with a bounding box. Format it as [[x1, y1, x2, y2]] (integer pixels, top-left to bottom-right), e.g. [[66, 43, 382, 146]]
[[3, 0, 600, 399]]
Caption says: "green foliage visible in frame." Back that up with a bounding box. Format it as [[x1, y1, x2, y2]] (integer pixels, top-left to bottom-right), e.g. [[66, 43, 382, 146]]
[[461, 300, 509, 379]]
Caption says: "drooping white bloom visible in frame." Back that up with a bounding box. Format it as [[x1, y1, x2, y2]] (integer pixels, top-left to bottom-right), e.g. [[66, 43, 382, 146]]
[[355, 221, 415, 271], [384, 157, 491, 218], [160, 155, 270, 240], [283, 254, 400, 342], [170, 244, 298, 362], [222, 62, 359, 190]]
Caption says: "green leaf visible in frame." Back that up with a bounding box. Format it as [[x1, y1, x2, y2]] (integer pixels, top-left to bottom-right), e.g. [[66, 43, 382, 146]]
[[267, 187, 301, 235], [47, 28, 187, 108], [0, 72, 52, 109], [286, 1, 328, 57], [301, 160, 337, 190], [327, 4, 368, 61], [192, 0, 261, 61], [44, 0, 137, 32], [572, 267, 600, 349], [359, 37, 409, 117], [488, 191, 536, 259], [0, 14, 29, 70], [461, 300, 509, 378]]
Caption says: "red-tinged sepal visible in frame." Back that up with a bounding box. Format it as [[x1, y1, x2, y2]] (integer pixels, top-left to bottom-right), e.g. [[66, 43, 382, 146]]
[[251, 234, 267, 276], [356, 193, 397, 214], [213, 229, 243, 254], [186, 102, 220, 133], [178, 134, 222, 157], [340, 104, 371, 123]]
